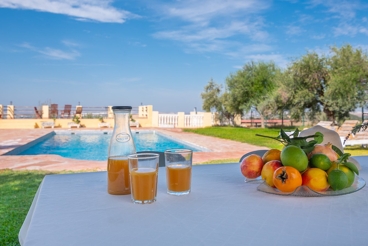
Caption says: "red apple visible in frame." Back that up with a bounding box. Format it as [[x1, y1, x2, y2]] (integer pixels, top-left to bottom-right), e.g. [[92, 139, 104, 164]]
[[261, 160, 283, 187], [240, 154, 264, 179]]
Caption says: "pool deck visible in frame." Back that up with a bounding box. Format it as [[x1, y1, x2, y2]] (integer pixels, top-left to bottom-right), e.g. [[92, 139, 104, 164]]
[[0, 128, 267, 171]]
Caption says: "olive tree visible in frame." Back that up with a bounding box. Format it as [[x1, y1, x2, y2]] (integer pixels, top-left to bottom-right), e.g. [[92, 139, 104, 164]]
[[326, 44, 368, 122], [226, 61, 279, 127], [285, 44, 368, 124], [201, 79, 238, 125]]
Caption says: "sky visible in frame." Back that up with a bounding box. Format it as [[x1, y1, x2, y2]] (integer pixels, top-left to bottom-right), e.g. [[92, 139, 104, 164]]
[[1, 0, 368, 113]]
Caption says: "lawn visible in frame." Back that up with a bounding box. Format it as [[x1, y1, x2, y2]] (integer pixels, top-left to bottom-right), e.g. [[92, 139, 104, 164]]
[[185, 126, 286, 149], [0, 170, 52, 246], [184, 126, 368, 156]]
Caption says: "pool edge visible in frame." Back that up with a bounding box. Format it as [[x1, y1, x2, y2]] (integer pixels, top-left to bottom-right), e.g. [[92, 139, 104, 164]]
[[4, 131, 56, 155]]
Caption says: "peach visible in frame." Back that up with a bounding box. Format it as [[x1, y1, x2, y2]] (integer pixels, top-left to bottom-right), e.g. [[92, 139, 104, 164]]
[[302, 168, 330, 192], [261, 160, 283, 187], [262, 149, 281, 163], [240, 154, 264, 179]]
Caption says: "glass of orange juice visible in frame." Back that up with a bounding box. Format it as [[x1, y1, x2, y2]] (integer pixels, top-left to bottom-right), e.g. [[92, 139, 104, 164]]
[[164, 149, 192, 195], [128, 153, 159, 204]]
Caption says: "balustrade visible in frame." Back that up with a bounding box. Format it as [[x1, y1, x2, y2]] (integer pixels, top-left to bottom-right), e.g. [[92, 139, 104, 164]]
[[184, 115, 203, 127], [158, 114, 178, 127], [0, 104, 211, 128]]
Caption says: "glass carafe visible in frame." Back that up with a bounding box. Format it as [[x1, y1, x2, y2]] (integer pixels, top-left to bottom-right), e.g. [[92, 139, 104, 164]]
[[107, 106, 136, 195]]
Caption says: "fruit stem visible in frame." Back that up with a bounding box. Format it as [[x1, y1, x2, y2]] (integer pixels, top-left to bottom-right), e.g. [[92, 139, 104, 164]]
[[255, 134, 287, 145]]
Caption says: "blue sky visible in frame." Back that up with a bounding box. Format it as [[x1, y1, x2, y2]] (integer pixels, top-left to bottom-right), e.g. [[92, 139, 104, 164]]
[[1, 0, 368, 113]]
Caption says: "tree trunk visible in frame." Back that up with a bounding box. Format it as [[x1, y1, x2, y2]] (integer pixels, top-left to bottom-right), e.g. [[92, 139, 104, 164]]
[[324, 108, 335, 125], [261, 114, 265, 128]]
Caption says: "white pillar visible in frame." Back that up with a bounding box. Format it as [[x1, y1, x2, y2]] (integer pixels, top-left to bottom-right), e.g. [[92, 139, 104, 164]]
[[7, 105, 14, 119], [107, 106, 113, 119], [42, 105, 49, 119]]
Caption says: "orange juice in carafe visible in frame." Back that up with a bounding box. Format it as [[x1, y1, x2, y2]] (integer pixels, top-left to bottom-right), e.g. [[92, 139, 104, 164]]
[[107, 157, 130, 195], [107, 106, 136, 195]]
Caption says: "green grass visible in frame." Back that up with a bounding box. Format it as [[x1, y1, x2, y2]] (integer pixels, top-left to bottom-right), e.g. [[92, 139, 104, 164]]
[[0, 169, 94, 246], [344, 145, 368, 156], [0, 169, 53, 246], [184, 126, 287, 150], [184, 126, 368, 156]]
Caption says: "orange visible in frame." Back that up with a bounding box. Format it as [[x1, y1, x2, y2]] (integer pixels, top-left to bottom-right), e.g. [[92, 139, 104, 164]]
[[273, 166, 302, 193], [262, 149, 281, 163]]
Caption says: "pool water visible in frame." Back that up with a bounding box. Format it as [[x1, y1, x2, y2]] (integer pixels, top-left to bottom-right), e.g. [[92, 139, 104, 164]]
[[18, 131, 202, 161]]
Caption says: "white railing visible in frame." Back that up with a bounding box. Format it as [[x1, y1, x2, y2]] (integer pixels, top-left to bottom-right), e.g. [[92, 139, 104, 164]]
[[159, 114, 178, 127], [158, 114, 204, 128], [185, 115, 203, 127]]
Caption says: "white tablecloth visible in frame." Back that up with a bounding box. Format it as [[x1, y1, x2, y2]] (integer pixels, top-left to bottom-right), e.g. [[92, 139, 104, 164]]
[[19, 157, 368, 246]]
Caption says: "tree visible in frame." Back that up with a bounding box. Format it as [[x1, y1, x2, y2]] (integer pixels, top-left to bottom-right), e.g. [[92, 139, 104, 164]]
[[201, 79, 237, 125], [284, 45, 368, 124], [262, 70, 294, 125], [326, 44, 368, 122], [226, 61, 279, 127], [201, 79, 222, 112], [284, 52, 329, 122]]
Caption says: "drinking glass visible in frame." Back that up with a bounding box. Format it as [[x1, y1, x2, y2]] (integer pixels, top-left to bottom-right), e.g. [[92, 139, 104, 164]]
[[128, 153, 159, 204], [164, 149, 192, 195]]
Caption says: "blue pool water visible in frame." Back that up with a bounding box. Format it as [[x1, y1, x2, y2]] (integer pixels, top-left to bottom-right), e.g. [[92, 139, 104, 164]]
[[17, 131, 202, 161]]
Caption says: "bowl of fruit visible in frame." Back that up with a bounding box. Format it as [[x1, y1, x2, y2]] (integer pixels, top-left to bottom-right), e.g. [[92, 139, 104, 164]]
[[240, 128, 365, 197]]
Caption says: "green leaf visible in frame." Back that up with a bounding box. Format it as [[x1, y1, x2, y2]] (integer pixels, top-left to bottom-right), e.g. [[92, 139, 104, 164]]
[[289, 138, 308, 148], [292, 128, 300, 138], [337, 153, 351, 163], [313, 132, 323, 144], [302, 146, 315, 154], [344, 162, 359, 175], [280, 129, 291, 142], [332, 145, 344, 156], [305, 140, 318, 146]]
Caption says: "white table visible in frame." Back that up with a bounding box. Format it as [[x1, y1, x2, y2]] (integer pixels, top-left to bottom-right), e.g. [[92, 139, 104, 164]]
[[19, 157, 368, 246]]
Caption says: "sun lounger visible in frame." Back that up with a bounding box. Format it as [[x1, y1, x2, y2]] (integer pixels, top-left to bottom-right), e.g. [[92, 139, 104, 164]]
[[74, 107, 82, 118], [345, 120, 368, 146], [130, 120, 139, 128], [60, 105, 72, 118], [50, 104, 58, 118], [68, 122, 80, 128], [41, 121, 54, 128], [337, 120, 360, 140], [34, 107, 42, 119], [98, 122, 110, 128]]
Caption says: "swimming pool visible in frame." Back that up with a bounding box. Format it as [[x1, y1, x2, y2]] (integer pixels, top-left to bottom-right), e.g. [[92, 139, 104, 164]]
[[13, 130, 206, 161]]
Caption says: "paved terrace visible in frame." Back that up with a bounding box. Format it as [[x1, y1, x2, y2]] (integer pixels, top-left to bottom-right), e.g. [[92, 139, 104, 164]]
[[0, 128, 267, 171]]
